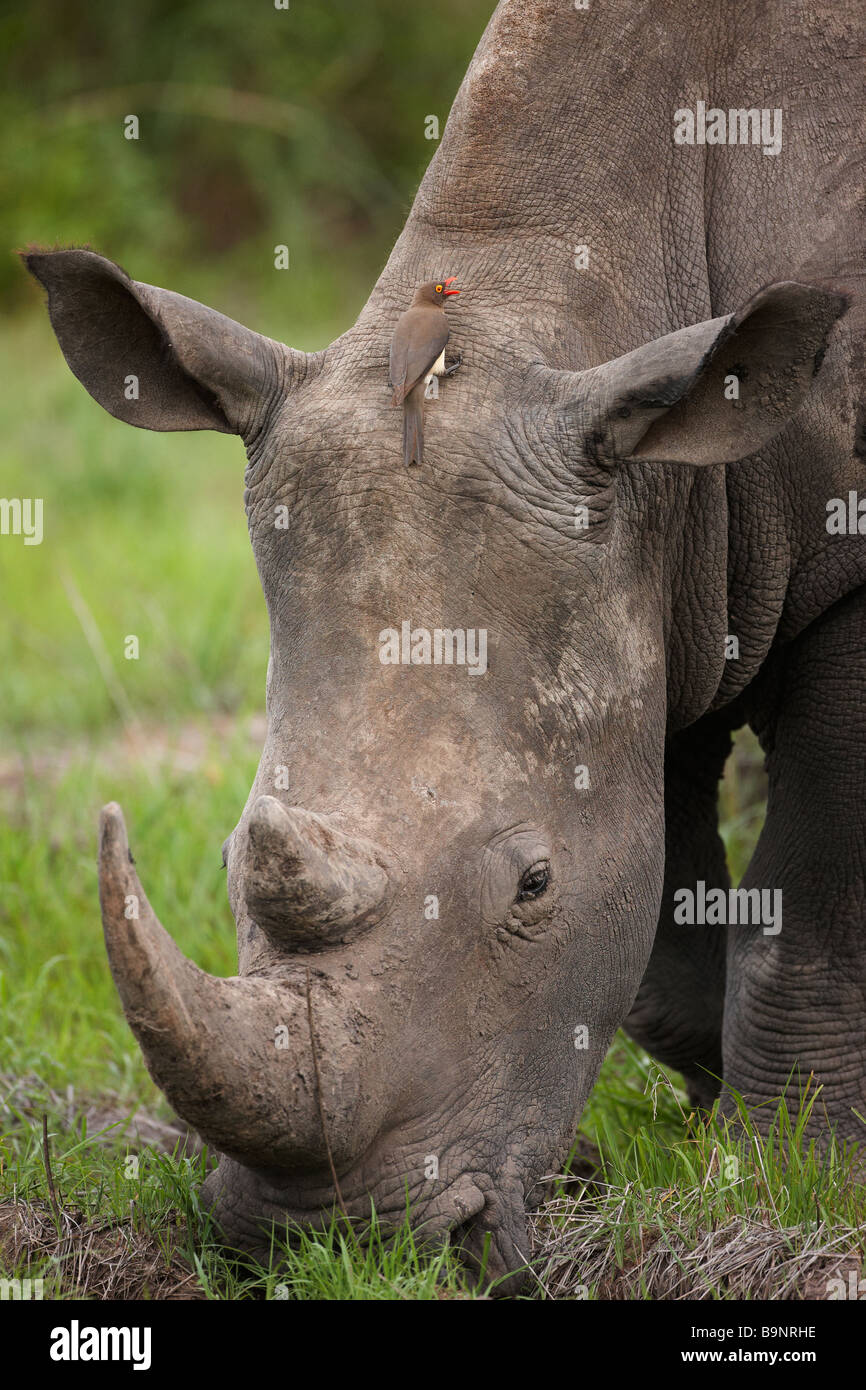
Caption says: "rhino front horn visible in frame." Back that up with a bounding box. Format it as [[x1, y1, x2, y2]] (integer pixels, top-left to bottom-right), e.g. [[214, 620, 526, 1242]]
[[97, 802, 362, 1168], [243, 796, 395, 951]]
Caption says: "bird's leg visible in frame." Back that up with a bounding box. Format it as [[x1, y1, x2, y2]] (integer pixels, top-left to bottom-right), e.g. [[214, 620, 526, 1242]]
[[442, 351, 463, 378]]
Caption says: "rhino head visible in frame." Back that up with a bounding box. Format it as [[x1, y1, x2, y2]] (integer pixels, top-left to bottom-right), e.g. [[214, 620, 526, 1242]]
[[25, 241, 844, 1283]]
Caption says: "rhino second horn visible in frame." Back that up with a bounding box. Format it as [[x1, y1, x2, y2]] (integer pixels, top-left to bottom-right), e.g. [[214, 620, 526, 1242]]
[[243, 796, 395, 950], [97, 802, 360, 1168]]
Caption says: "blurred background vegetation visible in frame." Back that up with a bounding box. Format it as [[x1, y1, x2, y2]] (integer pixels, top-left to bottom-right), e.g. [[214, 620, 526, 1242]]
[[0, 0, 765, 1099], [2, 0, 494, 338]]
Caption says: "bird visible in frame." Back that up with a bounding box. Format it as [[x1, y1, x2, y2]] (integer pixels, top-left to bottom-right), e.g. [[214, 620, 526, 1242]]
[[389, 277, 461, 466]]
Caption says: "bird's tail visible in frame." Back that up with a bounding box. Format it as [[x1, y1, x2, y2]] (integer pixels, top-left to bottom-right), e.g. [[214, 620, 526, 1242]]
[[402, 383, 425, 467]]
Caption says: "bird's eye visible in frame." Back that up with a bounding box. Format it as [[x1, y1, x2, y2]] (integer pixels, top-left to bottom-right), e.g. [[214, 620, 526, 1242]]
[[517, 862, 550, 902], [435, 284, 443, 293]]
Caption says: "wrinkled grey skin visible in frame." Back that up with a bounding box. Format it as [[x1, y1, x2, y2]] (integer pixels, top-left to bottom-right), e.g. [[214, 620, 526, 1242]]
[[25, 0, 866, 1288]]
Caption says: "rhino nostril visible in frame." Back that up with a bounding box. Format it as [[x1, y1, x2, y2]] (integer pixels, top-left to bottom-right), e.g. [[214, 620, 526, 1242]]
[[244, 795, 394, 952]]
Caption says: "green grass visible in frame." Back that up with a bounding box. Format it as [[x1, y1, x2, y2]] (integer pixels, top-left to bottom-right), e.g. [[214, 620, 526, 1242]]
[[0, 316, 266, 743], [0, 745, 256, 1096]]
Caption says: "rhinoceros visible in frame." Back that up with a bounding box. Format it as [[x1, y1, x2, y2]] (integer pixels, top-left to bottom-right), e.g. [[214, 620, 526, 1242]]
[[25, 0, 866, 1286]]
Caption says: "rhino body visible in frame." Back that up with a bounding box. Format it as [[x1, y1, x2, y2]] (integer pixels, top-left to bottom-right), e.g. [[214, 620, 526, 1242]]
[[26, 0, 866, 1284]]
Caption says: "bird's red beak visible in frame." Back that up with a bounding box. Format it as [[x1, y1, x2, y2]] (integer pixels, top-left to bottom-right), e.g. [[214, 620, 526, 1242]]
[[443, 276, 460, 296]]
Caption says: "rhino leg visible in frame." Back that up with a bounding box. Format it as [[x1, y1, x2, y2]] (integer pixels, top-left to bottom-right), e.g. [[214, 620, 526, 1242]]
[[722, 589, 866, 1143], [624, 718, 732, 1109]]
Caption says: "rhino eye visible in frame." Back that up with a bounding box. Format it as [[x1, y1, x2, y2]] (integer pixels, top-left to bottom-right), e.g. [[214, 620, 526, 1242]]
[[517, 862, 550, 902]]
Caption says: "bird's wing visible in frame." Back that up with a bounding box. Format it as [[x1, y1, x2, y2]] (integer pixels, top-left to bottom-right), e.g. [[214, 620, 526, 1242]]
[[389, 308, 450, 402]]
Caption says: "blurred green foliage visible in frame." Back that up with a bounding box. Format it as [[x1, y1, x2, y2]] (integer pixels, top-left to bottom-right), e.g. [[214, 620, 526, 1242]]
[[2, 0, 492, 335]]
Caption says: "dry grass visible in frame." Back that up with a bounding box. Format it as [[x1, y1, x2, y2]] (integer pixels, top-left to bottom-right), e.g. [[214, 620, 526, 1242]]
[[1, 1072, 211, 1299], [529, 1188, 866, 1300], [0, 1198, 204, 1301]]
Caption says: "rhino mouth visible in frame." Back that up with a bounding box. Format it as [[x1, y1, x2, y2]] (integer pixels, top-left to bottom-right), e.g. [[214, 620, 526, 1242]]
[[201, 1156, 487, 1242], [200, 1153, 532, 1291]]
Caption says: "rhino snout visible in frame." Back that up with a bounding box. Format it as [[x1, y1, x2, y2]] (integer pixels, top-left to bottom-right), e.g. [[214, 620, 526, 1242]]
[[242, 795, 396, 952]]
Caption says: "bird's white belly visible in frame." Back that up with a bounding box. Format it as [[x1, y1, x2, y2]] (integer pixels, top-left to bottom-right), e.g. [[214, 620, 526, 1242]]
[[425, 349, 446, 380]]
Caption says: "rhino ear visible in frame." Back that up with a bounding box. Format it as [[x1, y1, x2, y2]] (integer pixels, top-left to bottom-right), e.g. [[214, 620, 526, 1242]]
[[24, 248, 298, 437], [551, 282, 848, 466]]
